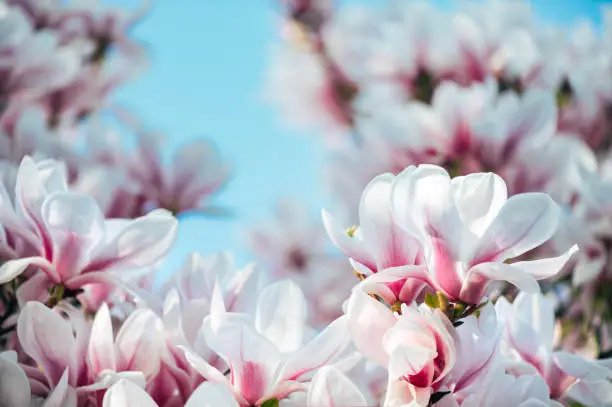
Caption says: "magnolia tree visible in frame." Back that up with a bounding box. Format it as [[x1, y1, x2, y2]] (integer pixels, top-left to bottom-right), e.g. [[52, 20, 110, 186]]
[[0, 0, 612, 406]]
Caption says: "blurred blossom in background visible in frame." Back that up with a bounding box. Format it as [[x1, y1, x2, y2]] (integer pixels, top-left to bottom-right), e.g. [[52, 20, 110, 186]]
[[115, 0, 609, 277]]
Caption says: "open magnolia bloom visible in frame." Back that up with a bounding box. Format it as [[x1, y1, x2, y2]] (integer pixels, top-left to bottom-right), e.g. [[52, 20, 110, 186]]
[[382, 303, 456, 406], [16, 301, 158, 405], [496, 293, 612, 406], [181, 280, 352, 406], [0, 156, 178, 304], [325, 164, 577, 306]]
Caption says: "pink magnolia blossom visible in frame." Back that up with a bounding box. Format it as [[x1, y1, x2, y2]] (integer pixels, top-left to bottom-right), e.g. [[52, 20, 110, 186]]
[[16, 301, 151, 405], [0, 156, 178, 305], [182, 280, 351, 406], [496, 292, 612, 405], [145, 253, 261, 406], [84, 113, 230, 218], [382, 304, 456, 407], [325, 165, 577, 305], [0, 4, 81, 104]]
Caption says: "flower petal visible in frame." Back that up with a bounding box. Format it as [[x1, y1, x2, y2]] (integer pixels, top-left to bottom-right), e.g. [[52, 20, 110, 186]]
[[115, 309, 164, 379], [17, 302, 76, 387], [308, 366, 368, 407], [344, 290, 395, 367], [185, 382, 239, 407], [0, 352, 31, 407], [87, 303, 117, 375], [255, 280, 307, 353], [42, 192, 105, 281], [469, 193, 560, 265], [86, 209, 178, 273], [102, 379, 157, 407], [278, 316, 351, 382]]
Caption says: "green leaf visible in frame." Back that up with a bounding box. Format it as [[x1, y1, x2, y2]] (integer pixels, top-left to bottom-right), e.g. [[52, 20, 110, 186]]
[[261, 399, 280, 407], [425, 291, 440, 309]]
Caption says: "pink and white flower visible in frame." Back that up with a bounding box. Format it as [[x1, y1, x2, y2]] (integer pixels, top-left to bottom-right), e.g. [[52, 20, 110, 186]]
[[496, 292, 612, 405], [0, 156, 178, 305]]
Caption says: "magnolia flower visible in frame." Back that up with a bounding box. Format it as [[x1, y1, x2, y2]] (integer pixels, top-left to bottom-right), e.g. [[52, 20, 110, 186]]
[[496, 293, 612, 405], [51, 0, 149, 67], [16, 301, 149, 404], [0, 156, 178, 304], [182, 280, 352, 406], [0, 3, 81, 102], [86, 113, 231, 217], [266, 43, 359, 140], [145, 253, 261, 406], [326, 165, 577, 305], [383, 304, 456, 407]]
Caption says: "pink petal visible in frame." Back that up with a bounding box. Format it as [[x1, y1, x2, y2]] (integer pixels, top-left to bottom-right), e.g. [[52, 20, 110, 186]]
[[115, 309, 164, 379], [204, 322, 280, 405], [87, 304, 117, 375], [469, 193, 560, 266], [85, 209, 177, 273], [17, 302, 76, 387], [359, 174, 423, 269], [461, 263, 540, 304], [41, 193, 105, 281]]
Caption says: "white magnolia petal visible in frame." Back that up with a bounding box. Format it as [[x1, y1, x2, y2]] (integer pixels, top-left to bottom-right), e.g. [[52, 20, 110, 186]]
[[345, 290, 395, 367], [255, 280, 307, 353], [115, 309, 164, 378], [279, 316, 351, 382], [470, 193, 560, 264], [87, 303, 117, 374], [510, 245, 578, 280], [308, 366, 368, 407], [450, 172, 507, 238], [0, 351, 31, 407], [17, 302, 76, 386], [185, 382, 239, 407], [102, 379, 157, 407], [322, 208, 373, 267]]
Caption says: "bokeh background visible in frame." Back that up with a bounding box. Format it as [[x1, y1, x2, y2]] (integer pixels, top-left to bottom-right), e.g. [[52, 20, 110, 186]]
[[110, 0, 610, 276]]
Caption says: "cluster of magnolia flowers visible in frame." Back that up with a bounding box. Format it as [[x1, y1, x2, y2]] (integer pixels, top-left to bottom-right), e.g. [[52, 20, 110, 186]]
[[262, 0, 612, 390], [1, 0, 612, 406]]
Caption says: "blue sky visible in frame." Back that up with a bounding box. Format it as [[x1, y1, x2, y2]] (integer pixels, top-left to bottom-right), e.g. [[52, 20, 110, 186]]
[[111, 0, 609, 275]]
